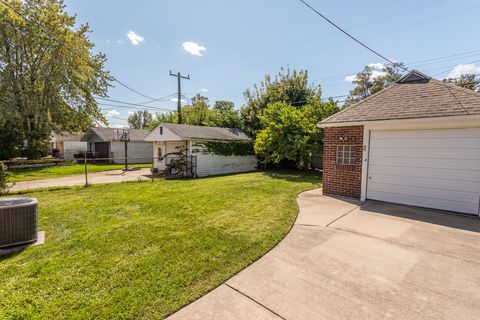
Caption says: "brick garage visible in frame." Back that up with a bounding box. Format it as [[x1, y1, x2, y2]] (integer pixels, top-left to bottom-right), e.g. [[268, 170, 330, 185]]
[[322, 126, 363, 198]]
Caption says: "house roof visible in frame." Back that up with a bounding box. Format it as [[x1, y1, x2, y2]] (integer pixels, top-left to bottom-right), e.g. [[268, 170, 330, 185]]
[[52, 131, 85, 141], [320, 70, 480, 125], [161, 123, 252, 141], [81, 127, 150, 142]]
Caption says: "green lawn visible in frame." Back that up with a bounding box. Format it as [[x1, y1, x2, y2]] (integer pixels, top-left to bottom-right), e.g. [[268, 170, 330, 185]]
[[9, 163, 152, 182], [0, 171, 321, 319]]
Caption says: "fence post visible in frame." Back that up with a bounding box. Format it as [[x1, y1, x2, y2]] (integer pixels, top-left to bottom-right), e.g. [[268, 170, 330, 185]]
[[151, 157, 154, 183], [84, 153, 88, 187]]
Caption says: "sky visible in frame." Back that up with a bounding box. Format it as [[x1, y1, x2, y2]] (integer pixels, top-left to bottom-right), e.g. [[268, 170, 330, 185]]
[[64, 0, 480, 128]]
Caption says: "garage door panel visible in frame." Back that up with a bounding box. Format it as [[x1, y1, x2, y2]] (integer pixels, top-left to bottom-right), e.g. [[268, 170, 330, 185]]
[[369, 166, 480, 182], [367, 128, 480, 215], [370, 174, 480, 192], [369, 147, 480, 160], [368, 181, 479, 204], [370, 129, 480, 140], [368, 157, 480, 171], [367, 189, 478, 214]]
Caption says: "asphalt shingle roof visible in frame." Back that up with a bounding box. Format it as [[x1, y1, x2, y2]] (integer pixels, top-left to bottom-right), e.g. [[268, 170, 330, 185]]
[[162, 123, 252, 141], [52, 131, 85, 141], [320, 70, 480, 125], [81, 127, 150, 142]]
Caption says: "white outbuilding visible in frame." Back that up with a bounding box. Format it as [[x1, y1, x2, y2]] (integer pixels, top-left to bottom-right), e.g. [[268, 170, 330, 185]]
[[145, 123, 257, 177]]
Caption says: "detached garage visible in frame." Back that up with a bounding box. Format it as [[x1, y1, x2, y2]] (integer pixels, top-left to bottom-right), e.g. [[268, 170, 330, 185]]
[[319, 70, 480, 216]]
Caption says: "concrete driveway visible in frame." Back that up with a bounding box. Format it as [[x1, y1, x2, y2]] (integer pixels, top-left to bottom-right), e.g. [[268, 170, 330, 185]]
[[8, 168, 152, 192], [169, 189, 480, 320]]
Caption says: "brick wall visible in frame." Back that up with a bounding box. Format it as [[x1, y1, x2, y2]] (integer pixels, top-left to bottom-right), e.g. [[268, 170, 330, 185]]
[[323, 126, 363, 198]]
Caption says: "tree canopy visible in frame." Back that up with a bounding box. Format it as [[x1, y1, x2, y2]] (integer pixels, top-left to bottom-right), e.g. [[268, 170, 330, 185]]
[[149, 95, 242, 129], [345, 63, 405, 106], [0, 0, 111, 159], [254, 99, 339, 170], [128, 110, 153, 129], [240, 67, 322, 136], [444, 74, 480, 91]]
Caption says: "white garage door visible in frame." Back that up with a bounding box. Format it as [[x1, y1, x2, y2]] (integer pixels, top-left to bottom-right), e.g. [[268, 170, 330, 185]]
[[367, 128, 480, 215]]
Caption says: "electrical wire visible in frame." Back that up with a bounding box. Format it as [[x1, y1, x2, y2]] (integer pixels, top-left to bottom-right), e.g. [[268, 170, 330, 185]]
[[296, 1, 404, 70]]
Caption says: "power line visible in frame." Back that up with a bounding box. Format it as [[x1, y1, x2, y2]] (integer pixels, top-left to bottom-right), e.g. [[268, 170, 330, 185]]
[[298, 0, 407, 71], [95, 97, 176, 111]]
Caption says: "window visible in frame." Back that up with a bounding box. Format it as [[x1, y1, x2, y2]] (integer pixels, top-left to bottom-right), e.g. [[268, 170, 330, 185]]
[[336, 145, 356, 165], [160, 126, 163, 135], [158, 147, 163, 158]]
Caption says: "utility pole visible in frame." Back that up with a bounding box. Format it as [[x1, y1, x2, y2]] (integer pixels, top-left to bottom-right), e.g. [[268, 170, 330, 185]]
[[169, 71, 190, 124]]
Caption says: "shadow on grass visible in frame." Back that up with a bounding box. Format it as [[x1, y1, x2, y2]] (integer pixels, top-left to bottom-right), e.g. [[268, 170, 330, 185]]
[[261, 169, 323, 183]]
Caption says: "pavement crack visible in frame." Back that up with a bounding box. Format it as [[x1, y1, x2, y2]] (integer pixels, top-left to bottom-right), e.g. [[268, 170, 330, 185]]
[[325, 205, 359, 228], [225, 283, 286, 320]]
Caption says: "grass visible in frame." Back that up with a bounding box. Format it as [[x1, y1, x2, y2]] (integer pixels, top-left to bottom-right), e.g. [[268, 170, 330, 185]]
[[0, 171, 321, 319], [8, 163, 152, 182]]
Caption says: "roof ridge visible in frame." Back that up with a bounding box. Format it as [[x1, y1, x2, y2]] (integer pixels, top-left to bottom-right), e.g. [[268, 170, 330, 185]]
[[321, 83, 399, 123]]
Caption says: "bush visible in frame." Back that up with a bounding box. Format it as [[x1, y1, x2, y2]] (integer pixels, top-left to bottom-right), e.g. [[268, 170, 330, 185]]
[[0, 161, 10, 194]]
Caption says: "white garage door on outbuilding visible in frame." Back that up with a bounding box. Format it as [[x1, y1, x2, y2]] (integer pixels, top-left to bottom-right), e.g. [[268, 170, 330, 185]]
[[367, 128, 480, 215]]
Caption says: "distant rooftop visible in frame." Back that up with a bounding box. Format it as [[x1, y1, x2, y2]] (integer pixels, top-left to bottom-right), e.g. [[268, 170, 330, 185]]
[[81, 127, 150, 142]]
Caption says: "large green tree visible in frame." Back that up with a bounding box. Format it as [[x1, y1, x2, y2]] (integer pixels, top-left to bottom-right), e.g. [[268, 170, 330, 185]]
[[254, 99, 339, 170], [240, 67, 322, 136], [345, 63, 405, 106], [0, 0, 111, 159], [128, 110, 153, 129]]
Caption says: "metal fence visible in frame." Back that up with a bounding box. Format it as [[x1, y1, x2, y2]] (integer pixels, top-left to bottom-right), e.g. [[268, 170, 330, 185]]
[[3, 156, 161, 193], [164, 155, 197, 178]]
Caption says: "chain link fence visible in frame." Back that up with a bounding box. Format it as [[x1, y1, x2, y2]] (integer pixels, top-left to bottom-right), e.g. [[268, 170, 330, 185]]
[[3, 156, 161, 193]]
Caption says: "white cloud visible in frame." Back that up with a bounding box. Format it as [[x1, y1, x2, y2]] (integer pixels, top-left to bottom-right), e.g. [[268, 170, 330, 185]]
[[446, 63, 480, 79], [126, 31, 145, 46], [127, 111, 135, 115], [345, 74, 357, 82], [116, 40, 124, 44], [345, 62, 386, 83], [170, 98, 186, 103], [182, 41, 206, 56], [111, 124, 126, 129], [106, 109, 120, 117], [368, 62, 385, 69], [201, 88, 209, 92]]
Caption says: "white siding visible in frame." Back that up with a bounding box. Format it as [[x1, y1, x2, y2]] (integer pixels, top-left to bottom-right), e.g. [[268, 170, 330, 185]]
[[367, 128, 480, 215], [111, 141, 153, 164], [63, 141, 87, 160], [195, 152, 257, 177], [153, 141, 187, 169]]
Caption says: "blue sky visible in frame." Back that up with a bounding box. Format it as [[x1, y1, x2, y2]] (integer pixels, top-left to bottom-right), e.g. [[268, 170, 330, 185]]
[[65, 0, 480, 128]]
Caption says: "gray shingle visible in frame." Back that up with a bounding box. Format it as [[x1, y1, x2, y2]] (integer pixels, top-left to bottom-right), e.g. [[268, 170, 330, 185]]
[[162, 123, 252, 141], [81, 127, 150, 142]]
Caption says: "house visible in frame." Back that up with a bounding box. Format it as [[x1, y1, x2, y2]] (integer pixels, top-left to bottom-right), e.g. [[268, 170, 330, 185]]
[[50, 131, 87, 160], [318, 70, 480, 216], [80, 127, 152, 163], [145, 123, 257, 177]]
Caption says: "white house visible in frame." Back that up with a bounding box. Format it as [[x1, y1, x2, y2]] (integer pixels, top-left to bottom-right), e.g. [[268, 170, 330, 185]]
[[145, 123, 257, 177], [50, 131, 87, 160], [81, 127, 152, 163]]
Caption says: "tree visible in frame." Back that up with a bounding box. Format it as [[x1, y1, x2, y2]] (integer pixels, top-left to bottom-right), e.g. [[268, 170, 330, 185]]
[[345, 63, 405, 105], [240, 67, 322, 136], [444, 74, 480, 91], [254, 99, 339, 170], [148, 97, 242, 129], [128, 110, 153, 129], [182, 94, 211, 126], [209, 100, 241, 128], [0, 0, 111, 159]]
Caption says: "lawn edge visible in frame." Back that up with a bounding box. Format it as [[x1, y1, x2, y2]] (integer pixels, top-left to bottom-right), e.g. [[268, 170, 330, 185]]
[[164, 185, 321, 318]]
